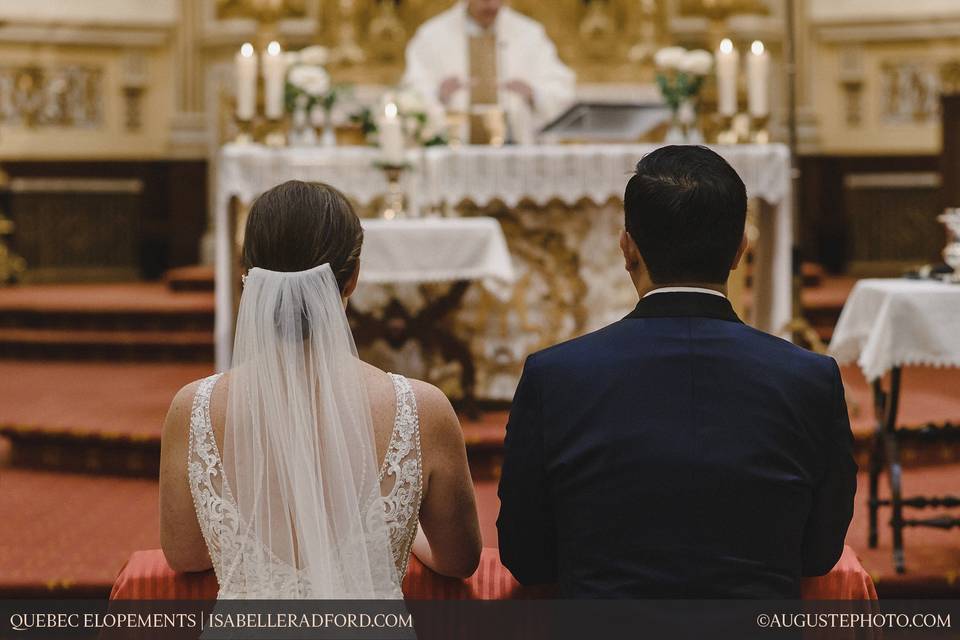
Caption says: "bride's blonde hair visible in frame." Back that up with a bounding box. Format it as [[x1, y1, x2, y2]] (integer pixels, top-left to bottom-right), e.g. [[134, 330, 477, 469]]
[[242, 180, 363, 293]]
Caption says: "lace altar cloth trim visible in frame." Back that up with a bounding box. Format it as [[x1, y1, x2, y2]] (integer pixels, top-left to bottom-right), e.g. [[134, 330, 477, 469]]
[[217, 143, 791, 210], [829, 278, 960, 381]]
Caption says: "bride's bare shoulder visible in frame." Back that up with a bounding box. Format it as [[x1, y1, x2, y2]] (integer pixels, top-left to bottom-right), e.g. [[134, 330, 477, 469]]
[[161, 376, 213, 438], [357, 361, 461, 444]]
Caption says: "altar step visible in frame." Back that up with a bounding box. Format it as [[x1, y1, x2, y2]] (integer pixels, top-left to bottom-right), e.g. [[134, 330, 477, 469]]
[[0, 282, 214, 362], [0, 328, 212, 362], [3, 359, 960, 482], [164, 265, 215, 293], [801, 274, 858, 344], [0, 360, 508, 480]]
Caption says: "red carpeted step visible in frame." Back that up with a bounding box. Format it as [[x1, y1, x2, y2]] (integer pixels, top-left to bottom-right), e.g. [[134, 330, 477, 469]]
[[0, 361, 212, 476], [164, 265, 214, 293], [0, 283, 214, 362], [801, 274, 858, 343], [801, 262, 826, 287], [0, 283, 214, 334], [0, 328, 213, 362], [0, 468, 160, 598]]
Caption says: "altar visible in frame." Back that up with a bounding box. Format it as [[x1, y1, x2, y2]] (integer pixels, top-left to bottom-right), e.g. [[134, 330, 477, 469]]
[[215, 143, 793, 401]]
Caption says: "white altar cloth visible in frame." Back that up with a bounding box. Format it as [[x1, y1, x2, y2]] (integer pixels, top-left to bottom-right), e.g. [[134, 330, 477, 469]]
[[829, 279, 960, 381], [216, 143, 793, 370], [360, 217, 515, 297]]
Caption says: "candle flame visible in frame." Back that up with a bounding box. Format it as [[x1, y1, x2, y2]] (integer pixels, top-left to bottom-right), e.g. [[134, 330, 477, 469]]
[[385, 102, 398, 118], [266, 41, 282, 56], [240, 42, 254, 57], [719, 38, 734, 54], [751, 40, 765, 56]]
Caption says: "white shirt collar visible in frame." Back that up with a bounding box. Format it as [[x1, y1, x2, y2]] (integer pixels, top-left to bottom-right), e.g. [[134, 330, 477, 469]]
[[642, 286, 727, 299]]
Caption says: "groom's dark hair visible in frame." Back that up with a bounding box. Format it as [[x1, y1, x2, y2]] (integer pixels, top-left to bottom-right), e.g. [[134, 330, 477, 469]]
[[624, 145, 747, 284]]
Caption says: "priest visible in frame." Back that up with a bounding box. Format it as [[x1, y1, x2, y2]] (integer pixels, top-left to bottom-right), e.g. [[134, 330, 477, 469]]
[[403, 0, 575, 144]]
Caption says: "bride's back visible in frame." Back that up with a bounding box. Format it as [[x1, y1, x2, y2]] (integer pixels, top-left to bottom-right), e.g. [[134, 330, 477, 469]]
[[159, 180, 482, 597]]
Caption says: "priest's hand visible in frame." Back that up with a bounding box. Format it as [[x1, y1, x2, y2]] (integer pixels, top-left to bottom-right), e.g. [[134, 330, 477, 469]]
[[438, 77, 464, 105], [504, 79, 535, 108]]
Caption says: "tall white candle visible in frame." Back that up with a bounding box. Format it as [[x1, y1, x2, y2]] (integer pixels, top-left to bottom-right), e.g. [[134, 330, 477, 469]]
[[747, 40, 770, 118], [262, 40, 286, 120], [235, 42, 257, 121], [715, 38, 739, 117], [379, 102, 405, 165]]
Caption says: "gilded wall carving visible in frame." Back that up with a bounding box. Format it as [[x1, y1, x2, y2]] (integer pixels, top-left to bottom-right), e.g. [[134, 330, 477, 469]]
[[0, 66, 103, 129], [879, 61, 941, 125]]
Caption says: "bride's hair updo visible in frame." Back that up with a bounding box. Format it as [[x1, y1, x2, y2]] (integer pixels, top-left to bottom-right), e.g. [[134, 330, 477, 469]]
[[242, 180, 363, 293]]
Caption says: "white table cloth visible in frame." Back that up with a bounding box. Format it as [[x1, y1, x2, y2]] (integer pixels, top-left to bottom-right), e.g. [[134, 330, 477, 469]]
[[360, 217, 515, 298], [829, 279, 960, 381], [216, 143, 793, 371]]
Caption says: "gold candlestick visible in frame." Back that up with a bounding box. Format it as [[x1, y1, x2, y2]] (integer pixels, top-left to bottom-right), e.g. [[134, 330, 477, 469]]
[[750, 114, 770, 144], [235, 117, 254, 144], [716, 114, 738, 144], [263, 118, 287, 148], [379, 164, 408, 220]]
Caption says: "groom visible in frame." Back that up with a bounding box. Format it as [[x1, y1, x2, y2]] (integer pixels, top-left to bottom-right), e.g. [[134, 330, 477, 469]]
[[497, 146, 856, 598]]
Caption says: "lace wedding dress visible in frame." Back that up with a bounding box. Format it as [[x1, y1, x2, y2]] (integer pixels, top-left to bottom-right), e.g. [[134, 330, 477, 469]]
[[187, 371, 423, 598]]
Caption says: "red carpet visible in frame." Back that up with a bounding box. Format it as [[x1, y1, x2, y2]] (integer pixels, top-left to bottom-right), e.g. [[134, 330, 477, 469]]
[[0, 468, 159, 597], [1, 468, 956, 598], [0, 361, 212, 439], [848, 465, 960, 597]]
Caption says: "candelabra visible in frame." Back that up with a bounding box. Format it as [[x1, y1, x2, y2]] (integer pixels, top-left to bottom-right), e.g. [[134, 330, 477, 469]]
[[377, 163, 410, 220]]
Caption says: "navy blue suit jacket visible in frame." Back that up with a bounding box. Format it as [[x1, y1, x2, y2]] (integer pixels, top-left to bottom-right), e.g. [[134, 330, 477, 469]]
[[496, 292, 857, 598]]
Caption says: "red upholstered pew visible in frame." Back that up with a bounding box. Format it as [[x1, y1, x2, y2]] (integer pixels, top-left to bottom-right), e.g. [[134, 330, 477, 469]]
[[111, 546, 876, 600]]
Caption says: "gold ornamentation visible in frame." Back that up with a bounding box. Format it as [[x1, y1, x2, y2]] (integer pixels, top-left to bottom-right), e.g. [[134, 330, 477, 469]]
[[217, 0, 307, 48], [0, 65, 103, 129], [0, 168, 26, 285], [942, 61, 960, 96]]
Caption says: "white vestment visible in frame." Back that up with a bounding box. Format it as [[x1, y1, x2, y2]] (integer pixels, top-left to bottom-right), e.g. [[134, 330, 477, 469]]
[[402, 2, 575, 144]]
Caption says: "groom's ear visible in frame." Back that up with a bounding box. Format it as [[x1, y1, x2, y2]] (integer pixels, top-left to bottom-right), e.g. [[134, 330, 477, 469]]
[[730, 232, 748, 271], [620, 229, 641, 272]]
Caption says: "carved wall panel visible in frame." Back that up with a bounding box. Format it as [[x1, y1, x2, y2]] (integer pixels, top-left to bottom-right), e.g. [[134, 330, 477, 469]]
[[843, 172, 944, 275], [879, 61, 941, 125], [0, 66, 103, 129], [7, 178, 143, 282]]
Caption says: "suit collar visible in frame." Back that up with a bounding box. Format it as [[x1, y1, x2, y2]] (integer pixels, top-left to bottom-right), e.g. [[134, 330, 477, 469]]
[[625, 292, 743, 323]]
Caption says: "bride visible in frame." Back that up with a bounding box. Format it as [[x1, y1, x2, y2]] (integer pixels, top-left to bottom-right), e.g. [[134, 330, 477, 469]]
[[158, 180, 482, 597]]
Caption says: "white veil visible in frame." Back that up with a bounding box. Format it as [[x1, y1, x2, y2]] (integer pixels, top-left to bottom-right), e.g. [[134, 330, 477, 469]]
[[222, 263, 400, 598]]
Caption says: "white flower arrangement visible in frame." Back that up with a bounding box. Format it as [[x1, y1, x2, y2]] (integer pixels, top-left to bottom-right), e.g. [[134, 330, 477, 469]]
[[654, 46, 713, 109], [285, 45, 340, 113], [358, 88, 448, 147]]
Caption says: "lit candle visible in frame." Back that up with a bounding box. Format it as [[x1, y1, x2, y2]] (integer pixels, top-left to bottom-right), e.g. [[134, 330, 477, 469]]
[[747, 40, 770, 118], [715, 38, 739, 118], [379, 101, 405, 166], [261, 40, 286, 120], [235, 42, 257, 121]]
